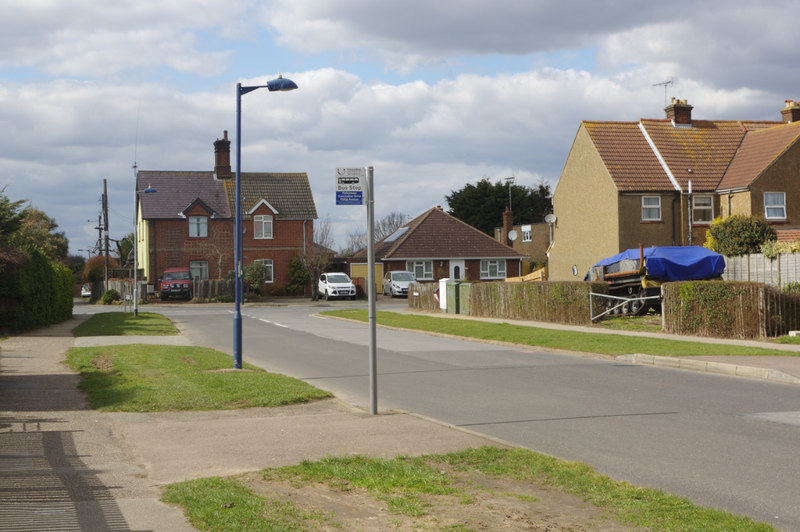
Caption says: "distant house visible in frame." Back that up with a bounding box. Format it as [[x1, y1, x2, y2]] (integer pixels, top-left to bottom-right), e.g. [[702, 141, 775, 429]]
[[493, 206, 550, 270], [353, 206, 525, 287], [548, 98, 800, 281], [136, 131, 317, 288]]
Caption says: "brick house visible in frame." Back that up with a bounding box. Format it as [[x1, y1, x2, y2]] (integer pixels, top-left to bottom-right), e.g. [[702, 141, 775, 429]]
[[548, 99, 800, 281], [136, 132, 317, 288], [353, 206, 525, 288], [493, 206, 550, 270]]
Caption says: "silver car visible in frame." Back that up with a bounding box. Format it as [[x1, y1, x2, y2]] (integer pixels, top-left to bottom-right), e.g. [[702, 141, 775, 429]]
[[382, 271, 416, 297], [318, 272, 357, 300]]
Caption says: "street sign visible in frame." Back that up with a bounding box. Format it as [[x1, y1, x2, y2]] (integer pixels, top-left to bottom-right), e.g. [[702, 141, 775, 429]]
[[336, 167, 366, 205]]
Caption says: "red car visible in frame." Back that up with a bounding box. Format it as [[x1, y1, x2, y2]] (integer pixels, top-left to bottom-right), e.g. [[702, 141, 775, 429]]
[[159, 267, 193, 301]]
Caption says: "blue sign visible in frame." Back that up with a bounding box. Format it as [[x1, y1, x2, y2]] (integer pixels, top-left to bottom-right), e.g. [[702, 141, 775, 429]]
[[336, 190, 363, 205]]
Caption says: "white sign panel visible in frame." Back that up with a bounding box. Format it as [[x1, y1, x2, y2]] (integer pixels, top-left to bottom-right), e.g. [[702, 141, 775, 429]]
[[335, 167, 366, 205]]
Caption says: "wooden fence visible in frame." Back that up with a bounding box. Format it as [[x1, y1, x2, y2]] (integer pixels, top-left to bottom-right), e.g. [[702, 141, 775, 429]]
[[723, 252, 800, 289]]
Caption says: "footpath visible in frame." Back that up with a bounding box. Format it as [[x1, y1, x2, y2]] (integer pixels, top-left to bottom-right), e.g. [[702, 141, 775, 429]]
[[0, 315, 500, 531], [2, 308, 800, 531]]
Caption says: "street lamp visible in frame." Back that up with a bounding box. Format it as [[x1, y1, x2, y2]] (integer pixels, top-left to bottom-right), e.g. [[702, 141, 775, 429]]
[[133, 181, 157, 316], [234, 75, 298, 369]]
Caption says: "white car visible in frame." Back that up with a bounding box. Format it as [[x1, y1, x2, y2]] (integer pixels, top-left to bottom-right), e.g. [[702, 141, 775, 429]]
[[382, 271, 416, 297], [80, 283, 91, 298], [318, 272, 357, 300]]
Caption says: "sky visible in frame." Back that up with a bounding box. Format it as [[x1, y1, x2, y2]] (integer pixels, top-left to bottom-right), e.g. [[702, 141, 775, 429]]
[[2, 0, 799, 256]]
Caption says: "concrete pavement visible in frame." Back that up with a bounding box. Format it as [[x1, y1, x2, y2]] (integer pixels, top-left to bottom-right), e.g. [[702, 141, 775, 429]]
[[2, 305, 800, 531], [0, 316, 503, 531]]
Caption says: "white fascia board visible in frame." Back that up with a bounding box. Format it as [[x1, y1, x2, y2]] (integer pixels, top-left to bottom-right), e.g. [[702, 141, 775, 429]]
[[247, 199, 279, 215], [639, 122, 681, 192]]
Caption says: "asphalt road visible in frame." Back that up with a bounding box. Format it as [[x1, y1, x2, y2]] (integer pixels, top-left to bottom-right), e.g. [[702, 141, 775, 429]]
[[148, 300, 800, 529]]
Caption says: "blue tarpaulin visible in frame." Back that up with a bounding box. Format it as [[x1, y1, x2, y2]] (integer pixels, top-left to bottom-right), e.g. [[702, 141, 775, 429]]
[[586, 246, 725, 282]]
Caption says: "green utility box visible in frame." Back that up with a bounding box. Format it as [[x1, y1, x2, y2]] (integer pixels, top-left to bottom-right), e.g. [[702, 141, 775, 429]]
[[445, 282, 460, 314]]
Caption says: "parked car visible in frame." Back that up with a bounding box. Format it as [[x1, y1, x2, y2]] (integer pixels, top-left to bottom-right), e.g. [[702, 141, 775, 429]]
[[382, 271, 416, 297], [159, 267, 193, 300], [318, 272, 357, 300], [80, 283, 91, 298]]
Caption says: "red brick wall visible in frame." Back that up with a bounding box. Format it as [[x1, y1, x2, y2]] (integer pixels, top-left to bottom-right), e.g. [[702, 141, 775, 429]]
[[146, 209, 314, 287]]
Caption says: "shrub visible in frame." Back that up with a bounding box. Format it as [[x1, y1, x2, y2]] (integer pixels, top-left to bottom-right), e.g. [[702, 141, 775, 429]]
[[287, 255, 310, 295], [82, 255, 120, 284], [243, 262, 271, 295], [783, 282, 800, 295], [705, 215, 776, 256], [102, 289, 121, 305]]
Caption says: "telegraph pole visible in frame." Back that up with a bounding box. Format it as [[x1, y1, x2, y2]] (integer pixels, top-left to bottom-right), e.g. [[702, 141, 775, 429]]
[[103, 179, 110, 290]]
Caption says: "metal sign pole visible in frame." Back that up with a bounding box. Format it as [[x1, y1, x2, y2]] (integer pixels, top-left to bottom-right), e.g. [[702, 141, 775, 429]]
[[366, 166, 377, 415]]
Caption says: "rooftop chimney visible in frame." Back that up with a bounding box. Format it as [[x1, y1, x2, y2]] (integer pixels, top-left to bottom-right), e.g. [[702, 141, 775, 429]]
[[502, 205, 513, 247], [214, 131, 232, 179], [781, 99, 800, 123], [665, 98, 693, 125]]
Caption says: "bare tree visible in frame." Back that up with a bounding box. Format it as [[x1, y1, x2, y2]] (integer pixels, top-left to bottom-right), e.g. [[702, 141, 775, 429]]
[[303, 218, 335, 301], [341, 211, 408, 255]]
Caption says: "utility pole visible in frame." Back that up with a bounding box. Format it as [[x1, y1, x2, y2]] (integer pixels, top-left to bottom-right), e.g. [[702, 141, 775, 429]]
[[103, 179, 110, 290]]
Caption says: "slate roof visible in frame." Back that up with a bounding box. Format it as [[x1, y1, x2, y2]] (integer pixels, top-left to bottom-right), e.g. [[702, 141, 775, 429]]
[[582, 115, 798, 193], [360, 206, 526, 260], [137, 171, 316, 220]]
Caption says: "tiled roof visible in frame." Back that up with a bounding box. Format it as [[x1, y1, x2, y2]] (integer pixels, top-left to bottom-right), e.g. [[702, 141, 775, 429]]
[[222, 173, 317, 220], [776, 229, 800, 243], [362, 206, 526, 260], [640, 119, 750, 192], [718, 121, 800, 191], [137, 171, 316, 220], [583, 121, 671, 191], [137, 171, 229, 219], [582, 116, 792, 193]]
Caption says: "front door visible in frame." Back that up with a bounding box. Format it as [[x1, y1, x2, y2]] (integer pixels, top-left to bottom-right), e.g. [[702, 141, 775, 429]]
[[449, 260, 465, 281]]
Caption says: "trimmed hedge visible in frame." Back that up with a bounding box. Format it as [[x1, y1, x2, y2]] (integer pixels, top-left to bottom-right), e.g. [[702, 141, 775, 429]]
[[662, 280, 800, 338], [0, 248, 73, 333]]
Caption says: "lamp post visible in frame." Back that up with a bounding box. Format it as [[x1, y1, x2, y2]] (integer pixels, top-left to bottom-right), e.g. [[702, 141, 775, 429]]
[[133, 179, 157, 316], [234, 75, 298, 369]]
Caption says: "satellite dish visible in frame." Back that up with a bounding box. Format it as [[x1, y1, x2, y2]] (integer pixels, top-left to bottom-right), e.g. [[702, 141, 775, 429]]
[[544, 213, 557, 224], [508, 230, 518, 241]]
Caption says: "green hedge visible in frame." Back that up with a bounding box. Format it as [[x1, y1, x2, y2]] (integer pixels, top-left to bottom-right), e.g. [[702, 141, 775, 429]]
[[469, 281, 608, 326], [0, 248, 73, 333], [662, 280, 800, 338]]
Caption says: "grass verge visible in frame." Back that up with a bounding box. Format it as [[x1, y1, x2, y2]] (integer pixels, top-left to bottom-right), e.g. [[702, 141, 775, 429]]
[[66, 345, 332, 412], [72, 312, 179, 336], [322, 309, 798, 357], [162, 447, 774, 531]]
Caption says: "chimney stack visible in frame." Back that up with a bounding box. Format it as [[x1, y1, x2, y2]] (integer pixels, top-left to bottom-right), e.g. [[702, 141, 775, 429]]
[[503, 205, 513, 247], [214, 131, 232, 179], [665, 98, 693, 125], [781, 100, 800, 123]]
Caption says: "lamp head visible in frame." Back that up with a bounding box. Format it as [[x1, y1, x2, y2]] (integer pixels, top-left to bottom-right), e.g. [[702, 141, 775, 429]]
[[267, 74, 298, 92]]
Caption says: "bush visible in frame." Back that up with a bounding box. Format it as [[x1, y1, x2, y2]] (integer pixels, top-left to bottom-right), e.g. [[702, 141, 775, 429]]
[[287, 255, 310, 295], [783, 282, 800, 295], [102, 289, 121, 305], [82, 255, 120, 284], [243, 263, 270, 295], [705, 215, 776, 256]]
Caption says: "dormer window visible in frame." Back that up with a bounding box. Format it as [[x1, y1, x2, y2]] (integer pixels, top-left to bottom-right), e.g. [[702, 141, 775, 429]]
[[254, 214, 273, 239], [189, 216, 207, 237]]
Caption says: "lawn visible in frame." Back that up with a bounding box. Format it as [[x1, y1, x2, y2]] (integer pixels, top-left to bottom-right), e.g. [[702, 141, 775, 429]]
[[321, 309, 799, 357], [72, 312, 179, 336], [66, 344, 332, 412], [162, 447, 774, 531]]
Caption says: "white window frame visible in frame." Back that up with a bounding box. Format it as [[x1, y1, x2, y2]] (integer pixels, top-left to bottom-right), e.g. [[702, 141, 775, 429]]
[[189, 260, 209, 281], [254, 215, 273, 239], [406, 260, 433, 280], [692, 195, 714, 224], [642, 196, 662, 221], [480, 259, 507, 279], [521, 225, 532, 242], [188, 215, 207, 237], [764, 192, 787, 220], [254, 259, 274, 283]]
